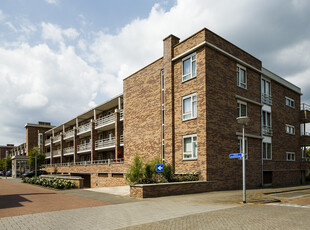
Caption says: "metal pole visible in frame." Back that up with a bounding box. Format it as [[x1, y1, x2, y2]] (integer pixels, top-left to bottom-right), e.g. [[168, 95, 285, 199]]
[[5, 151, 8, 179], [242, 124, 246, 203], [35, 150, 37, 179]]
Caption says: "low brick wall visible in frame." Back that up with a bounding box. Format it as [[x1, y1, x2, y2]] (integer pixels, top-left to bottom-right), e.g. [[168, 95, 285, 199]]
[[130, 181, 217, 198], [41, 175, 84, 188]]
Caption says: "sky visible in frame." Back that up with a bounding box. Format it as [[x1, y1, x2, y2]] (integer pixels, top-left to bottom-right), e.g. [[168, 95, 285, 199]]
[[0, 0, 310, 145]]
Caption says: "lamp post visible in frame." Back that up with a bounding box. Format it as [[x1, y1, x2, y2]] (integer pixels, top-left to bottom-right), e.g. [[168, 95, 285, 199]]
[[5, 150, 8, 179], [237, 116, 250, 204], [34, 147, 39, 179]]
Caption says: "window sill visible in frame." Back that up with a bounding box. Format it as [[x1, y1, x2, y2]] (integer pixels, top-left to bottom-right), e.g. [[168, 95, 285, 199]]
[[182, 75, 197, 83], [182, 117, 197, 122], [237, 85, 247, 90], [182, 158, 197, 161]]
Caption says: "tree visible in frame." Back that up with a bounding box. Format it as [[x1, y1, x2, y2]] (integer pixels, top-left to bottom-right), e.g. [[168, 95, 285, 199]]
[[0, 157, 12, 170], [28, 147, 46, 170]]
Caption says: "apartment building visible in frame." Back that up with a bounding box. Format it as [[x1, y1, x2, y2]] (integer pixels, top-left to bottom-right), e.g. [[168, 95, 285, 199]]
[[0, 144, 14, 160], [41, 28, 309, 189]]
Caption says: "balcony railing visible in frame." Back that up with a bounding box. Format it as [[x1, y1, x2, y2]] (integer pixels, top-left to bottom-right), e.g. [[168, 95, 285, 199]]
[[77, 142, 91, 152], [53, 135, 61, 142], [120, 109, 124, 120], [262, 125, 273, 136], [45, 152, 51, 158], [64, 129, 75, 139], [301, 103, 310, 111], [53, 150, 61, 157], [64, 146, 74, 155], [120, 134, 124, 145], [261, 94, 272, 105], [95, 137, 115, 149], [95, 113, 115, 128], [45, 138, 51, 145], [41, 159, 124, 168], [77, 123, 91, 135]]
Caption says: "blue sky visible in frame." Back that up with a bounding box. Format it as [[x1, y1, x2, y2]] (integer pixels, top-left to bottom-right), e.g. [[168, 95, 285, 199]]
[[0, 0, 310, 145]]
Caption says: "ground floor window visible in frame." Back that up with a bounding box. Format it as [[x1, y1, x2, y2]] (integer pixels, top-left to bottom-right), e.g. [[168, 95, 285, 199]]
[[287, 152, 295, 161], [183, 134, 197, 160], [263, 142, 272, 160]]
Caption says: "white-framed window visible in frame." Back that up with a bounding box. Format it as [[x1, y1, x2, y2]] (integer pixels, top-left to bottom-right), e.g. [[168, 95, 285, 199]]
[[182, 53, 196, 82], [262, 111, 272, 136], [261, 78, 272, 104], [238, 137, 248, 159], [237, 100, 247, 117], [183, 134, 197, 160], [38, 133, 43, 146], [285, 97, 295, 108], [182, 93, 197, 121], [263, 142, 272, 160], [286, 124, 295, 135], [287, 152, 295, 161], [237, 64, 247, 89]]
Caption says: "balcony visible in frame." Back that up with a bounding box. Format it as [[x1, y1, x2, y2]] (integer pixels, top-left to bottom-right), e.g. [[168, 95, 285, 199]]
[[53, 134, 61, 143], [301, 103, 310, 123], [262, 125, 273, 136], [95, 113, 115, 130], [45, 152, 51, 158], [77, 123, 91, 135], [53, 149, 61, 157], [301, 132, 310, 145], [95, 137, 115, 150], [41, 158, 124, 168], [120, 134, 124, 146], [120, 109, 124, 121], [45, 138, 51, 146], [261, 94, 272, 105], [64, 146, 74, 156], [64, 129, 75, 140], [77, 142, 91, 153]]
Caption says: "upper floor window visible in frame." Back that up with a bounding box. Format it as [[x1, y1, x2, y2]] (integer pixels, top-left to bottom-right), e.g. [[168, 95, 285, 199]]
[[285, 97, 295, 108], [287, 152, 295, 161], [237, 100, 247, 117], [261, 78, 272, 104], [237, 65, 247, 89], [182, 53, 196, 82], [262, 111, 272, 136], [238, 137, 248, 159], [286, 124, 295, 135], [183, 134, 197, 160], [38, 133, 43, 146], [263, 142, 272, 160], [182, 93, 197, 121]]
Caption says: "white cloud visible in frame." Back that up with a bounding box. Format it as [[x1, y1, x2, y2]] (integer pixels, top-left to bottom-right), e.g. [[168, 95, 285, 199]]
[[16, 93, 48, 108], [41, 22, 79, 43], [45, 0, 58, 5]]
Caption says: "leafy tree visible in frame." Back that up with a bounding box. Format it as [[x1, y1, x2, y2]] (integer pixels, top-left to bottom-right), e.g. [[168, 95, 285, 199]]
[[28, 147, 46, 170], [126, 154, 144, 184], [0, 156, 12, 170]]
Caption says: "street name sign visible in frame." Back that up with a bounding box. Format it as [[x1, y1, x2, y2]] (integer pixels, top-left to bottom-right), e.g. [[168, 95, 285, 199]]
[[229, 153, 243, 159]]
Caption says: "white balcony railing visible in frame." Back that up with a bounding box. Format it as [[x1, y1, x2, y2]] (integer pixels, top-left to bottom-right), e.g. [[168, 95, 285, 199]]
[[77, 123, 91, 135], [53, 149, 61, 157], [41, 158, 124, 168], [95, 113, 115, 128], [77, 142, 91, 152], [45, 152, 51, 158], [262, 125, 273, 136], [120, 134, 124, 145], [64, 129, 75, 139], [95, 137, 115, 149], [64, 146, 74, 155], [120, 109, 124, 120], [53, 134, 61, 142], [301, 103, 310, 111], [261, 94, 272, 105], [45, 138, 51, 145]]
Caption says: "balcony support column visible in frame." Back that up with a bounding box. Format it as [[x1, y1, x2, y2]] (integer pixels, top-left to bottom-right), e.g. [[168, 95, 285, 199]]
[[60, 133, 64, 164], [115, 109, 122, 160], [90, 120, 97, 163], [73, 128, 79, 163], [50, 138, 53, 165]]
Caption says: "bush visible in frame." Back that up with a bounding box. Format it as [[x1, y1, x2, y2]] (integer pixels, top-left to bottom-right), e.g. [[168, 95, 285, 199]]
[[163, 164, 174, 182], [22, 176, 76, 189], [126, 155, 144, 184]]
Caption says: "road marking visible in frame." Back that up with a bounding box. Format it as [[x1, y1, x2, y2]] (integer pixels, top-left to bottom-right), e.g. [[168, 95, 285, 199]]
[[268, 203, 310, 209]]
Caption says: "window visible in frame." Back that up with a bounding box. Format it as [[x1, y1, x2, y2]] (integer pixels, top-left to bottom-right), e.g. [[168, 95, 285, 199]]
[[38, 133, 43, 146], [262, 111, 272, 136], [238, 137, 248, 159], [182, 93, 197, 121], [287, 152, 295, 161], [263, 142, 272, 160], [182, 53, 196, 82], [285, 97, 295, 108], [286, 124, 295, 135], [237, 101, 247, 117], [237, 65, 247, 89], [261, 78, 272, 104], [183, 134, 197, 160]]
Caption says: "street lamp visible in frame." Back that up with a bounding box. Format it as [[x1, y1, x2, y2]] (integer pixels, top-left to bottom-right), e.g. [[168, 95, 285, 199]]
[[34, 147, 40, 179], [5, 150, 8, 179], [237, 116, 250, 204]]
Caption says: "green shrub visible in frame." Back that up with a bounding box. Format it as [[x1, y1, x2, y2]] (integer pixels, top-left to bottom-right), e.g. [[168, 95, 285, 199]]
[[126, 154, 144, 184], [22, 176, 76, 189], [163, 164, 174, 182]]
